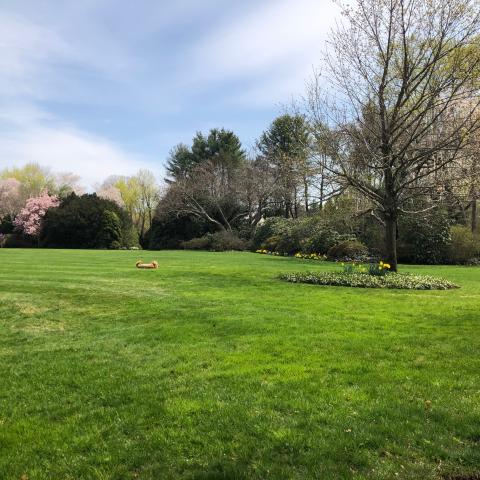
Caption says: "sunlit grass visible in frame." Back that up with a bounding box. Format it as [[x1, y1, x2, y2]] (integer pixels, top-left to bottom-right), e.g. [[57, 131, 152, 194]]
[[0, 249, 479, 479]]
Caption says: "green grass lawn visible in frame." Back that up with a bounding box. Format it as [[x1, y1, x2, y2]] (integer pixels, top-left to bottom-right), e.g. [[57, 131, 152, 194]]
[[0, 249, 479, 480]]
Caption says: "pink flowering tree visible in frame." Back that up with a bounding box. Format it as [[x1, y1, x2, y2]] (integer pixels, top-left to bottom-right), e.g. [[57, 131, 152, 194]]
[[13, 191, 60, 238], [97, 185, 124, 207], [0, 178, 23, 219]]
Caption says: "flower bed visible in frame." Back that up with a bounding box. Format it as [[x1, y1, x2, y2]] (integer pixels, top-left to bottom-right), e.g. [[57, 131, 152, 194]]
[[255, 249, 327, 261], [279, 271, 458, 290]]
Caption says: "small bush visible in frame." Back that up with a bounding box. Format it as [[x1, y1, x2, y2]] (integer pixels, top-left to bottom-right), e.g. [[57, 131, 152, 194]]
[[0, 215, 14, 235], [327, 240, 369, 261], [210, 231, 247, 251], [0, 234, 35, 248], [447, 225, 480, 264], [181, 231, 247, 251], [252, 216, 352, 255], [279, 271, 458, 290], [398, 206, 451, 264], [181, 236, 211, 250]]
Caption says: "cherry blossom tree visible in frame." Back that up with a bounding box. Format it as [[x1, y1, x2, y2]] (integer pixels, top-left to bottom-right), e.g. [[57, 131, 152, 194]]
[[0, 178, 23, 219], [97, 185, 124, 207], [13, 191, 60, 237]]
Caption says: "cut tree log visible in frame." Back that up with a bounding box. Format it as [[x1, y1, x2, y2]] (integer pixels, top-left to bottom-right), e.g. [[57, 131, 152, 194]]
[[136, 260, 158, 269]]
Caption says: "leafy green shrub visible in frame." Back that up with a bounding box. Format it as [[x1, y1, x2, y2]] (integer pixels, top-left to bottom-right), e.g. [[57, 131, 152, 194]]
[[327, 240, 369, 261], [279, 271, 458, 290], [147, 213, 212, 250], [41, 193, 135, 249], [0, 215, 14, 235], [181, 231, 247, 251], [447, 225, 480, 264], [251, 218, 288, 250], [300, 221, 353, 254], [252, 216, 350, 255], [398, 207, 451, 264], [97, 210, 122, 248], [210, 231, 247, 251], [1, 234, 35, 248], [180, 236, 211, 250]]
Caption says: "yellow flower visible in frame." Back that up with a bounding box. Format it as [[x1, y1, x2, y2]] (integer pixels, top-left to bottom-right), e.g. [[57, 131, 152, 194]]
[[384, 263, 391, 269]]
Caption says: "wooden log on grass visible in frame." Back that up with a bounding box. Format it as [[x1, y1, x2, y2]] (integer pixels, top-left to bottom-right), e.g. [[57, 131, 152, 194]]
[[135, 260, 158, 269]]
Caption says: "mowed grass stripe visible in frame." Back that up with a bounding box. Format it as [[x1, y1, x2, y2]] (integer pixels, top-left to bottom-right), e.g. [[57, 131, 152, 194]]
[[0, 249, 479, 479]]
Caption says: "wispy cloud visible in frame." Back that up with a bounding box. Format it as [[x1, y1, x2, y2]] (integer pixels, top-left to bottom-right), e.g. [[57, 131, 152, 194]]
[[0, 109, 152, 189], [188, 0, 339, 106], [0, 0, 339, 185]]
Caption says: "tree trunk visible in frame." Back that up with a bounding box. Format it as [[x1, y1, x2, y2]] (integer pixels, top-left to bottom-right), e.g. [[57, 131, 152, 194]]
[[384, 213, 398, 272], [304, 179, 309, 212], [319, 173, 325, 211], [471, 196, 477, 234]]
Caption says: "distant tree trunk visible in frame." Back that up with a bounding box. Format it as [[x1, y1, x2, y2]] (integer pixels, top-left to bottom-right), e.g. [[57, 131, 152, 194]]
[[472, 195, 478, 233], [319, 173, 325, 211], [294, 186, 299, 218], [304, 179, 309, 212]]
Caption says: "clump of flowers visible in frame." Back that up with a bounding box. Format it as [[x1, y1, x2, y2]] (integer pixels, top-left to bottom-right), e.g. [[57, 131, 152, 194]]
[[294, 252, 327, 261], [255, 249, 281, 256], [255, 249, 327, 260], [368, 261, 391, 276], [342, 262, 366, 274], [342, 260, 391, 276], [13, 191, 60, 237]]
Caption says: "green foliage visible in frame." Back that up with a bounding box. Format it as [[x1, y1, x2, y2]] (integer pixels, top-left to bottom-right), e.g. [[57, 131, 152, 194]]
[[147, 213, 213, 249], [398, 207, 451, 264], [166, 129, 245, 182], [193, 128, 245, 169], [0, 215, 14, 234], [367, 261, 391, 276], [181, 231, 247, 251], [41, 193, 136, 249], [0, 233, 35, 248], [341, 261, 392, 276], [258, 114, 309, 160], [97, 210, 122, 249], [252, 216, 352, 255], [448, 225, 480, 264], [327, 240, 369, 261], [280, 271, 458, 290], [165, 143, 196, 181]]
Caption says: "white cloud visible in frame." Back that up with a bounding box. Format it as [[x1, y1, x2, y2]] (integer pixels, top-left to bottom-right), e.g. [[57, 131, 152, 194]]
[[0, 115, 153, 190], [0, 0, 342, 186], [0, 7, 156, 188], [190, 0, 338, 82]]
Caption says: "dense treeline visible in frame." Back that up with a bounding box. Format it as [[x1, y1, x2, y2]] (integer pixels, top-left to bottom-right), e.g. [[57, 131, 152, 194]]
[[0, 164, 155, 249], [146, 0, 480, 266]]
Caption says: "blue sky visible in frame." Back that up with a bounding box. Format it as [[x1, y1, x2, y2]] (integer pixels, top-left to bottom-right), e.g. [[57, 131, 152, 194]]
[[0, 0, 340, 188]]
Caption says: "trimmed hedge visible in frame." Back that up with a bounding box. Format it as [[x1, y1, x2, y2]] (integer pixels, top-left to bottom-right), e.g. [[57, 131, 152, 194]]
[[279, 271, 458, 290]]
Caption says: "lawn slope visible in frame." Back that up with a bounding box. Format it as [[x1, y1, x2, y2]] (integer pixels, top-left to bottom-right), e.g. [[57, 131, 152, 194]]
[[0, 249, 479, 479]]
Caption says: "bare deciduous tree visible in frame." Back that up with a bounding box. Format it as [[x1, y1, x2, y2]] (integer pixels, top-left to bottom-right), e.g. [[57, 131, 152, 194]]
[[307, 0, 480, 270], [159, 160, 249, 231]]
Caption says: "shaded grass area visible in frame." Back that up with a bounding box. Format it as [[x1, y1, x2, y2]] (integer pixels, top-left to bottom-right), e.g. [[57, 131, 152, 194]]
[[0, 249, 479, 479]]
